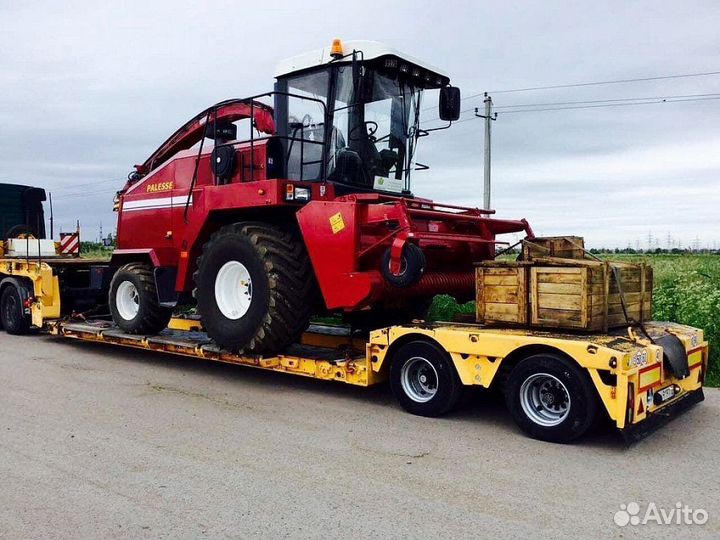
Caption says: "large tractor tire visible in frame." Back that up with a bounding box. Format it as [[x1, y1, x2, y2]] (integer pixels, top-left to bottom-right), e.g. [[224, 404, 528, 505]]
[[109, 263, 173, 335], [193, 222, 316, 354]]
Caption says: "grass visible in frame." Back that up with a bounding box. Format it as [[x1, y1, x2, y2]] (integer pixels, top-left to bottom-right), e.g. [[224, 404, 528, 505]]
[[428, 254, 720, 387], [79, 245, 112, 260]]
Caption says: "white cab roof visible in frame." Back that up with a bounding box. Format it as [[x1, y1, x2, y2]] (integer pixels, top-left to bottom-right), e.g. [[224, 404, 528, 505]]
[[274, 40, 449, 80]]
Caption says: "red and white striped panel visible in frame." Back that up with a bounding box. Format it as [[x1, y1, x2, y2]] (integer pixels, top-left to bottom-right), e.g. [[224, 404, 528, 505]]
[[59, 232, 80, 256]]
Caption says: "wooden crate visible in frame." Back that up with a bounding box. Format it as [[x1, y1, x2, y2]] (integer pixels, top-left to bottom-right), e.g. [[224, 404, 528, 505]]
[[476, 258, 653, 331], [530, 258, 652, 331], [475, 262, 530, 325], [522, 236, 586, 261]]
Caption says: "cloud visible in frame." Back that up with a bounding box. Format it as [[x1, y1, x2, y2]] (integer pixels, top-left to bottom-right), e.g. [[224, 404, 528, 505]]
[[0, 0, 718, 247]]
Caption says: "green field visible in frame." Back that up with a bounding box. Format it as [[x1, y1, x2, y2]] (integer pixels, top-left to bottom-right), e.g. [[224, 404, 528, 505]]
[[428, 254, 720, 387]]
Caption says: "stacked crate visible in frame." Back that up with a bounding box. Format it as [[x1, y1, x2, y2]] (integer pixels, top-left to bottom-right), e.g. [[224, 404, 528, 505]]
[[475, 238, 653, 332]]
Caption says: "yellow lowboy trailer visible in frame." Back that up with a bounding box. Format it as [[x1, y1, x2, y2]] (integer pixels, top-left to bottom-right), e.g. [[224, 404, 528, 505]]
[[49, 317, 707, 444]]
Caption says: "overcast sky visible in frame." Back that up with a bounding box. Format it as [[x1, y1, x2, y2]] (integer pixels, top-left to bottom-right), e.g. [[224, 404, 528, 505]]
[[1, 0, 718, 248]]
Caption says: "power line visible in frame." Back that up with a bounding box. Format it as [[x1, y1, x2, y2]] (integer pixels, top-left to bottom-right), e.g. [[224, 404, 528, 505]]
[[459, 70, 720, 103], [51, 187, 120, 200], [496, 95, 720, 114], [422, 94, 720, 126], [493, 93, 720, 110], [43, 177, 124, 191]]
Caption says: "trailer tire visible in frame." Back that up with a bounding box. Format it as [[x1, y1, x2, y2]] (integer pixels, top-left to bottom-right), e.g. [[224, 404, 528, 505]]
[[390, 339, 463, 417], [0, 284, 31, 335], [194, 222, 316, 354], [109, 263, 172, 335], [505, 353, 598, 443]]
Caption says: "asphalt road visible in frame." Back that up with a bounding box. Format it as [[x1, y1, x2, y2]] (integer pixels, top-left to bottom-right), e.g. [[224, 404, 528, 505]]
[[1, 333, 718, 539]]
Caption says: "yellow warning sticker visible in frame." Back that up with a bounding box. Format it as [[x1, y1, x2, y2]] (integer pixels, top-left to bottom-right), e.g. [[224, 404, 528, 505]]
[[329, 212, 345, 234]]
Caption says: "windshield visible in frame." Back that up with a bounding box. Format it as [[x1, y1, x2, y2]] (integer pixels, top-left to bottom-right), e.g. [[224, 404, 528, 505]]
[[282, 63, 425, 191], [330, 66, 423, 193]]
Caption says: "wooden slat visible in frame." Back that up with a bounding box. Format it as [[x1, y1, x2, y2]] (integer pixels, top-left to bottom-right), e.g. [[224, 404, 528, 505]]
[[482, 267, 522, 276], [536, 308, 583, 325], [535, 272, 583, 284], [483, 285, 519, 303], [484, 275, 521, 286], [535, 293, 583, 310], [475, 267, 484, 322], [518, 264, 528, 324], [485, 303, 522, 321], [536, 282, 604, 294]]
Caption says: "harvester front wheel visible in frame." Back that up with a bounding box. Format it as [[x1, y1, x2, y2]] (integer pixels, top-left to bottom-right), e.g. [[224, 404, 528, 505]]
[[109, 263, 173, 335], [194, 222, 315, 354]]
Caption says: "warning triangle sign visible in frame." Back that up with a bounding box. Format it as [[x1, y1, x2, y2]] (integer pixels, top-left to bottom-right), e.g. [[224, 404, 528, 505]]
[[637, 400, 645, 415]]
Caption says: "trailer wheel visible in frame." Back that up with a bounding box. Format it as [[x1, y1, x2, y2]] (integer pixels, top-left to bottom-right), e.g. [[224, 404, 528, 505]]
[[194, 222, 316, 354], [390, 340, 463, 417], [109, 263, 172, 334], [0, 285, 31, 335], [505, 353, 598, 443]]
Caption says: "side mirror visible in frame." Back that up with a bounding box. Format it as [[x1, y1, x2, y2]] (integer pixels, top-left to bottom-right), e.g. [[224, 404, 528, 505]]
[[439, 86, 461, 121]]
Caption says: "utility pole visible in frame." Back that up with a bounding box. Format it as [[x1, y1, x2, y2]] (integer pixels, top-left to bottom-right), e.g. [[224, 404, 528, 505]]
[[475, 94, 497, 210], [48, 192, 54, 239]]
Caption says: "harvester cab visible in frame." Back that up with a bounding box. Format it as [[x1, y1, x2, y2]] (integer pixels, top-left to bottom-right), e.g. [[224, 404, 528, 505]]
[[111, 40, 532, 355], [272, 39, 458, 194]]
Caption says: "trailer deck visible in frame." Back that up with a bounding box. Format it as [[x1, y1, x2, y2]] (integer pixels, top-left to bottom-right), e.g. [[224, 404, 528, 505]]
[[51, 320, 381, 386]]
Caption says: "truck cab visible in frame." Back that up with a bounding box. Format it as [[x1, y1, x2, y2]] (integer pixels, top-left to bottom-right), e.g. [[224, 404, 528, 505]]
[[0, 183, 47, 240]]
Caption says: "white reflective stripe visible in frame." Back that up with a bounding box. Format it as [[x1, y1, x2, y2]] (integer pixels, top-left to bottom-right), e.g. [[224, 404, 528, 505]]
[[60, 234, 79, 249], [61, 237, 79, 253], [122, 196, 192, 211]]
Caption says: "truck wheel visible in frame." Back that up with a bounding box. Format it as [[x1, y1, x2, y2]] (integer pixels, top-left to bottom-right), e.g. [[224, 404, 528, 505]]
[[194, 222, 315, 354], [0, 285, 31, 335], [109, 263, 172, 334], [505, 353, 598, 443], [390, 340, 463, 416]]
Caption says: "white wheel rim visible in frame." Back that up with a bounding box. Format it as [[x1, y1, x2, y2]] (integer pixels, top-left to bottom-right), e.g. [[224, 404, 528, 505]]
[[215, 261, 253, 320], [116, 281, 140, 321]]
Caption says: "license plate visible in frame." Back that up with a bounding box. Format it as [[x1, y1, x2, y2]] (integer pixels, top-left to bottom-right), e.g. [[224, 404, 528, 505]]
[[657, 386, 676, 402]]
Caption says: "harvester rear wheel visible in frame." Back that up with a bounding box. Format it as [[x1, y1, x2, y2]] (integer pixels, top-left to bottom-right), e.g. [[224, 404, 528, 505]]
[[109, 263, 173, 335], [194, 222, 316, 354]]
